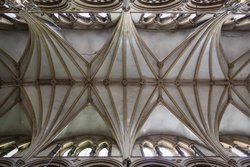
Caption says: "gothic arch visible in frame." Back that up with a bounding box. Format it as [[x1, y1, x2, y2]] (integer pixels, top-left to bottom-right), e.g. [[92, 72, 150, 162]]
[[183, 158, 229, 167], [74, 158, 123, 167], [131, 158, 181, 167], [23, 159, 71, 167], [238, 158, 250, 167], [0, 159, 14, 167]]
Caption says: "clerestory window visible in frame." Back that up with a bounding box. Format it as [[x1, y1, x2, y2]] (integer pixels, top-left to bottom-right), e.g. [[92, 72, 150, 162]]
[[78, 148, 92, 156]]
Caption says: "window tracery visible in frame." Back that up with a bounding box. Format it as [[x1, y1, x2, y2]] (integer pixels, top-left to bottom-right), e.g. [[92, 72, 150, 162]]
[[230, 147, 247, 157], [0, 137, 30, 158], [3, 148, 18, 158], [0, 3, 249, 166], [78, 147, 92, 156], [179, 147, 190, 156], [185, 0, 226, 11], [220, 136, 250, 157], [137, 136, 201, 158], [96, 142, 111, 157], [131, 0, 182, 11], [62, 148, 72, 157], [183, 158, 229, 167], [98, 147, 109, 156], [140, 141, 156, 157], [44, 136, 115, 157], [143, 147, 154, 157], [221, 142, 249, 157], [158, 147, 173, 156], [72, 0, 122, 11]]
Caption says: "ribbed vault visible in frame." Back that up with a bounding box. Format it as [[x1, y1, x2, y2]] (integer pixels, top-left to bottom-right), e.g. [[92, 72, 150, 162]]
[[0, 3, 249, 166]]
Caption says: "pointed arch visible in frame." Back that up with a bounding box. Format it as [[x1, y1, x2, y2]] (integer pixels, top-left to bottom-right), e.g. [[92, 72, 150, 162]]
[[238, 158, 250, 167], [0, 159, 14, 167], [183, 158, 230, 167], [131, 158, 181, 167], [74, 158, 123, 167], [24, 159, 71, 167]]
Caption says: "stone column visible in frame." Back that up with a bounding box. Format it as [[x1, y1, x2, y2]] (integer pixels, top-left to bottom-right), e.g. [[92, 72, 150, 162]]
[[67, 144, 78, 157], [174, 144, 185, 156], [155, 145, 162, 156], [108, 145, 112, 156], [89, 143, 97, 156], [48, 143, 62, 157], [190, 144, 205, 157]]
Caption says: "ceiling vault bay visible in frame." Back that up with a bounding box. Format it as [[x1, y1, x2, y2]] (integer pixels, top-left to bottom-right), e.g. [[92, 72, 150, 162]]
[[0, 7, 249, 166]]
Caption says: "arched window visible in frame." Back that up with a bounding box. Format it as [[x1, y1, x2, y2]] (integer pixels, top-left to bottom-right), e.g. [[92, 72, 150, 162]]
[[62, 148, 71, 157], [98, 13, 108, 18], [231, 147, 247, 157], [144, 165, 165, 167], [3, 148, 18, 157], [221, 142, 231, 149], [221, 142, 248, 157], [180, 147, 190, 156], [98, 148, 109, 157], [233, 140, 249, 148], [143, 13, 153, 18], [143, 147, 154, 157], [158, 147, 173, 156], [79, 13, 91, 18], [79, 148, 92, 156]]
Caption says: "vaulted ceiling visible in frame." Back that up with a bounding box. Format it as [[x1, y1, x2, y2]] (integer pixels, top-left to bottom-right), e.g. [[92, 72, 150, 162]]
[[0, 0, 250, 165]]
